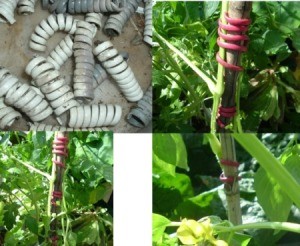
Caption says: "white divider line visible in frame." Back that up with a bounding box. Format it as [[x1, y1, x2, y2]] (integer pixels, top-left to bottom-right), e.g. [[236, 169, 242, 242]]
[[114, 133, 152, 246]]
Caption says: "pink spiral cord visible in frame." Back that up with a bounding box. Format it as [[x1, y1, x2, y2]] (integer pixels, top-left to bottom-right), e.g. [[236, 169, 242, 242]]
[[219, 158, 240, 184], [216, 12, 251, 71], [51, 191, 63, 206], [52, 136, 68, 168], [51, 235, 59, 245], [217, 106, 236, 128]]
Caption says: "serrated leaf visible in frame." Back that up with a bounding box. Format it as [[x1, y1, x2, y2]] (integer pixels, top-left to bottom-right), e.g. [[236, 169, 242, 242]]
[[152, 214, 171, 243]]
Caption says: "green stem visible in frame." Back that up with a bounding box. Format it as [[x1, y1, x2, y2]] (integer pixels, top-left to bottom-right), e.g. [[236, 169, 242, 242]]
[[233, 134, 300, 209], [24, 179, 40, 222], [9, 154, 51, 180], [163, 50, 202, 106], [153, 29, 216, 94], [214, 221, 300, 234], [47, 156, 56, 217], [211, 0, 228, 133]]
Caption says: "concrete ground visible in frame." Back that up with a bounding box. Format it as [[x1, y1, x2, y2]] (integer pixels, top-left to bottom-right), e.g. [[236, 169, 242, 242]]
[[0, 1, 151, 132]]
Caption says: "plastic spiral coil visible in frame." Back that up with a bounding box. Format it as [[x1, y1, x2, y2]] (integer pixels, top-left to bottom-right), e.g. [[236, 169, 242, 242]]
[[29, 13, 77, 52], [104, 0, 140, 37], [143, 1, 152, 46], [47, 35, 74, 70], [17, 0, 37, 15], [93, 41, 143, 102], [42, 0, 122, 14], [85, 12, 103, 29], [219, 159, 241, 184], [0, 98, 21, 130], [0, 0, 19, 24], [29, 122, 109, 131], [216, 12, 251, 71], [0, 67, 53, 122], [92, 63, 108, 88], [73, 20, 95, 102], [68, 104, 122, 128], [216, 12, 251, 129], [25, 56, 79, 116], [127, 85, 152, 128]]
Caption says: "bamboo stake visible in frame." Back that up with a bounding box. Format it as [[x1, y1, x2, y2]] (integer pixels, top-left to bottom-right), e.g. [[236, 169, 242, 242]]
[[220, 133, 242, 225], [218, 1, 252, 132]]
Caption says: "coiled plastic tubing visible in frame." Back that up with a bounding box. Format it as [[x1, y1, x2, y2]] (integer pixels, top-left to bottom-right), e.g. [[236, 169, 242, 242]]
[[0, 0, 19, 24], [0, 67, 53, 122], [17, 0, 37, 15], [25, 56, 79, 116], [41, 0, 122, 14], [93, 40, 143, 102], [0, 98, 21, 130], [104, 0, 141, 37], [68, 104, 122, 128], [29, 13, 77, 52], [127, 85, 152, 128], [29, 122, 109, 131]]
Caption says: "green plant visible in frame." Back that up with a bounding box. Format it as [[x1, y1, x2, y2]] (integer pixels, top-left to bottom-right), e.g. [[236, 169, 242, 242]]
[[0, 131, 113, 245], [153, 133, 300, 245], [153, 1, 300, 132]]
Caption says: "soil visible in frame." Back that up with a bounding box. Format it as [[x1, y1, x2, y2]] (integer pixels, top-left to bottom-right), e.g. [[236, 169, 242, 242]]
[[0, 1, 151, 132]]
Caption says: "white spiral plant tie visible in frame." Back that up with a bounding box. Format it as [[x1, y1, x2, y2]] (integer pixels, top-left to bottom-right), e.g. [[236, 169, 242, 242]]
[[68, 104, 122, 128], [47, 35, 74, 70], [92, 63, 108, 88], [0, 0, 19, 24], [0, 98, 21, 129], [143, 1, 152, 46], [42, 0, 122, 14], [29, 122, 109, 131], [73, 20, 95, 102], [104, 0, 141, 37], [25, 56, 79, 116], [29, 13, 77, 52], [127, 85, 152, 128], [0, 67, 53, 122], [85, 12, 103, 30], [17, 0, 37, 15], [93, 40, 143, 102]]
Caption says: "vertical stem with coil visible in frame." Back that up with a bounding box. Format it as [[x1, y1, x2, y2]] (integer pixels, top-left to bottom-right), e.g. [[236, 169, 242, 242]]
[[219, 133, 242, 225], [48, 131, 68, 246], [215, 1, 252, 132]]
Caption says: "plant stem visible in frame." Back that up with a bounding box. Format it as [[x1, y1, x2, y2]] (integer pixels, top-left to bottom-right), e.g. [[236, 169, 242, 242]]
[[9, 155, 51, 180], [211, 0, 228, 133], [153, 29, 216, 94], [219, 134, 242, 225], [214, 221, 300, 234], [233, 134, 300, 209]]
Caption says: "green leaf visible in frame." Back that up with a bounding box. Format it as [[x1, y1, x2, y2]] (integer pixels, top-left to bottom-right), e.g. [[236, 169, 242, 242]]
[[67, 232, 77, 246], [176, 188, 227, 220], [292, 30, 300, 52], [152, 214, 171, 243], [254, 167, 292, 221], [153, 134, 188, 174], [218, 232, 252, 246], [7, 167, 21, 174], [203, 1, 219, 19], [24, 215, 38, 235], [281, 145, 300, 184], [263, 30, 286, 54], [76, 220, 101, 245]]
